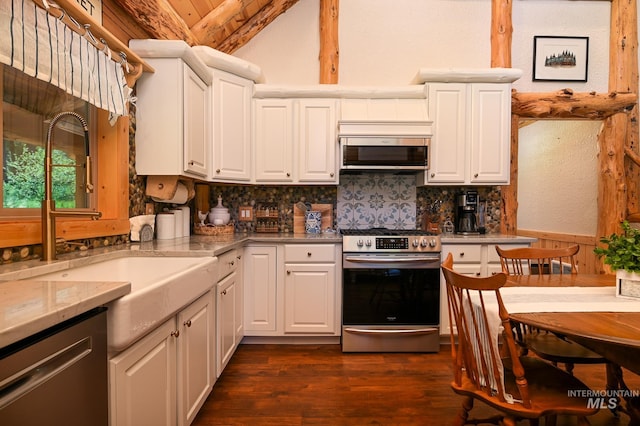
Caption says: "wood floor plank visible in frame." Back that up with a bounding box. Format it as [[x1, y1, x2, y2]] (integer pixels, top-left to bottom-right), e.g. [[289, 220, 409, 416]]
[[192, 343, 640, 426]]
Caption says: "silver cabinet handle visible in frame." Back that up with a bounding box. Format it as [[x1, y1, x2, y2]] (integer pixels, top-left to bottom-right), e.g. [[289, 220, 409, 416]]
[[184, 320, 192, 327], [171, 330, 180, 338]]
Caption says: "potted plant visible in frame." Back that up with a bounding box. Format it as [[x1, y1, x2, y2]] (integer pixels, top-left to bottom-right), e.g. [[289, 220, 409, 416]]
[[594, 220, 640, 298]]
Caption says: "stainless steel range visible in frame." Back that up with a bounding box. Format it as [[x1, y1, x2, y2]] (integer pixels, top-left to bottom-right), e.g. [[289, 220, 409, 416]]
[[341, 229, 441, 353]]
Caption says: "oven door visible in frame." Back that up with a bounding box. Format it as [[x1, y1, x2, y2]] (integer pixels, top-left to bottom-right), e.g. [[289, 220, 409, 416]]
[[342, 254, 440, 352]]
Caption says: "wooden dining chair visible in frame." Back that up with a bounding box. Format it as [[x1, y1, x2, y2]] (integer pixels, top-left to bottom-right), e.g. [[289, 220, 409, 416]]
[[495, 244, 579, 275], [495, 244, 608, 375], [441, 253, 598, 426]]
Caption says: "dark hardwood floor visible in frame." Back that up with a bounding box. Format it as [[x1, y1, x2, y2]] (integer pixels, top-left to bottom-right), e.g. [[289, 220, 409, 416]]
[[192, 343, 640, 426]]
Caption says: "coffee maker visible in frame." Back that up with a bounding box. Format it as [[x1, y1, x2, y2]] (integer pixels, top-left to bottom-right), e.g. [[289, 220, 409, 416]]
[[455, 191, 479, 234]]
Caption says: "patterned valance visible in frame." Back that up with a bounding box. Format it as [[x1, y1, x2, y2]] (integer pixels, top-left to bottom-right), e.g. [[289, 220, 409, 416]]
[[0, 0, 130, 116]]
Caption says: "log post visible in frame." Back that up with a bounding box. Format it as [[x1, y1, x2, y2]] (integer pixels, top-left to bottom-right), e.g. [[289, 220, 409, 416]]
[[595, 0, 639, 272], [490, 0, 512, 68], [319, 0, 339, 84], [490, 0, 516, 234]]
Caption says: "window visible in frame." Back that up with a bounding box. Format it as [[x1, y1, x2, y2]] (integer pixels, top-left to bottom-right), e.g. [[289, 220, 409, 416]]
[[0, 63, 130, 249], [1, 64, 97, 217]]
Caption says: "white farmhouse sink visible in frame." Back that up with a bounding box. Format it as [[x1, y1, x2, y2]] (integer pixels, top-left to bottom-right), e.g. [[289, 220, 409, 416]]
[[34, 256, 217, 352]]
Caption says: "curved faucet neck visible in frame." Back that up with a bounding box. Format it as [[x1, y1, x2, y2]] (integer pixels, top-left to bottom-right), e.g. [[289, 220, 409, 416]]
[[44, 111, 90, 201]]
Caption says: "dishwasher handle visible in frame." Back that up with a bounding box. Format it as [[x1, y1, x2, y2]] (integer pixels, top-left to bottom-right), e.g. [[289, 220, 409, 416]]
[[0, 337, 92, 409]]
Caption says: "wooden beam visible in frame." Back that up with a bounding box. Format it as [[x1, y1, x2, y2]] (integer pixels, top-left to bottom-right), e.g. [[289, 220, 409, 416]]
[[191, 0, 245, 44], [111, 0, 200, 46], [213, 0, 300, 54], [490, 0, 512, 67], [512, 89, 636, 120], [319, 0, 339, 84]]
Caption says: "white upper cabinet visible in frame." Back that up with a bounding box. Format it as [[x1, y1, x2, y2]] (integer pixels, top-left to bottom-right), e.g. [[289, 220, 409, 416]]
[[252, 89, 339, 184], [297, 99, 338, 183], [211, 70, 253, 182], [469, 84, 511, 184], [424, 83, 468, 183], [253, 99, 295, 182], [130, 40, 213, 179], [422, 82, 511, 185], [413, 68, 522, 186]]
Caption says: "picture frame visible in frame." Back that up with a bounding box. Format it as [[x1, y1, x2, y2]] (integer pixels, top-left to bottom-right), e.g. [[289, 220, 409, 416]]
[[533, 36, 589, 82]]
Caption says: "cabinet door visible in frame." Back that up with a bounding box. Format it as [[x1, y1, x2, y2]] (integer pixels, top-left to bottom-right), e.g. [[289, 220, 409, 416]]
[[284, 264, 336, 334], [254, 99, 294, 182], [177, 292, 214, 426], [244, 246, 277, 332], [469, 83, 510, 184], [297, 99, 338, 183], [212, 70, 252, 182], [183, 65, 209, 177], [426, 83, 467, 184], [216, 272, 237, 377], [109, 319, 177, 426]]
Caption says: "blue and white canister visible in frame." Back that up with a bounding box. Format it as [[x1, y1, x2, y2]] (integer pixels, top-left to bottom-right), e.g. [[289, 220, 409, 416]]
[[305, 211, 322, 234]]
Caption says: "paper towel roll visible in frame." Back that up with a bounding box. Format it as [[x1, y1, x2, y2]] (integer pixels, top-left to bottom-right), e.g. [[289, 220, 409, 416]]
[[156, 212, 175, 240], [178, 206, 190, 236], [151, 182, 188, 204], [170, 209, 184, 238]]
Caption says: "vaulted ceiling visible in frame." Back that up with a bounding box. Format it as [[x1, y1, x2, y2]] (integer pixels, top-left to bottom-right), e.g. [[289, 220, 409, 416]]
[[111, 0, 300, 54]]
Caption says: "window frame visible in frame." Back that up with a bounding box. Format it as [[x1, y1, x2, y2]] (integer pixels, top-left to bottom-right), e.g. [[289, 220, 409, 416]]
[[0, 107, 130, 248]]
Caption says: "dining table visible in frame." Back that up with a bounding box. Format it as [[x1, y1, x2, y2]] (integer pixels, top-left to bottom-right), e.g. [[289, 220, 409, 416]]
[[501, 273, 640, 424], [503, 274, 640, 375]]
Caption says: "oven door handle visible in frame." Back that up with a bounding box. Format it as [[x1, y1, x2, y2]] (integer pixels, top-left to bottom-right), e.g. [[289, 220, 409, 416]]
[[344, 256, 440, 264], [343, 327, 438, 335]]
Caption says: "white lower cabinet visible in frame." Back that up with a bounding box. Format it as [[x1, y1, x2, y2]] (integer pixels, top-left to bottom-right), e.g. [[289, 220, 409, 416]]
[[244, 245, 278, 332], [216, 249, 243, 377], [439, 242, 530, 335], [244, 243, 341, 336], [109, 290, 215, 426]]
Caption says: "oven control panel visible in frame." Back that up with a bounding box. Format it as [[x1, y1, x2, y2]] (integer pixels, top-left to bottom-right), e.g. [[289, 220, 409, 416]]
[[376, 237, 408, 250], [343, 236, 441, 252]]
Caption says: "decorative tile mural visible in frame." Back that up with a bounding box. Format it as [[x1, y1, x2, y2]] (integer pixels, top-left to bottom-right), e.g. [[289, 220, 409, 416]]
[[337, 174, 417, 230]]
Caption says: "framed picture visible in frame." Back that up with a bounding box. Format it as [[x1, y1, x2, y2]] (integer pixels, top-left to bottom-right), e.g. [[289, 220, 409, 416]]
[[533, 36, 589, 82]]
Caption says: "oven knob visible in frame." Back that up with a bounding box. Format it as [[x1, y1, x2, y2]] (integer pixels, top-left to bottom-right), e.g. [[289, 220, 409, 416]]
[[365, 239, 372, 247], [429, 239, 437, 248], [420, 239, 428, 247], [357, 239, 364, 247], [412, 239, 419, 248]]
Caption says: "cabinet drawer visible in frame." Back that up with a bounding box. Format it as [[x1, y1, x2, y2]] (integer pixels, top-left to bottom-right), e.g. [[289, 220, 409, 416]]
[[445, 245, 482, 263], [284, 244, 335, 263], [217, 249, 239, 281]]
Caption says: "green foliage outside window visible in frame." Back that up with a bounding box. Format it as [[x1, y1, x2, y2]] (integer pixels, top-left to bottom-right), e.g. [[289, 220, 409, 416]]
[[3, 139, 77, 208]]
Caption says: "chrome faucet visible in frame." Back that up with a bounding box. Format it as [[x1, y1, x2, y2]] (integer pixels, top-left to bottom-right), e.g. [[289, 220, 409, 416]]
[[42, 112, 102, 261]]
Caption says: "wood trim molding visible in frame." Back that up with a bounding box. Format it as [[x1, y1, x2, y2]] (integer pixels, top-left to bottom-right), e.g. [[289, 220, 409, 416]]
[[516, 229, 597, 246]]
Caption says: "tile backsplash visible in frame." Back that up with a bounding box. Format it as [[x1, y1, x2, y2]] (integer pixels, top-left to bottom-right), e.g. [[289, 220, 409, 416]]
[[337, 174, 417, 229]]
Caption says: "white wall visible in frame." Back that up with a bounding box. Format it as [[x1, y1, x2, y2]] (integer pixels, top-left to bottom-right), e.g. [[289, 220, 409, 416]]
[[234, 0, 616, 236], [517, 121, 601, 235]]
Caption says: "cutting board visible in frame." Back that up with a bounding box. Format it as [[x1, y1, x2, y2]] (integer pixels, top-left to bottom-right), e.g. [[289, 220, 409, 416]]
[[293, 203, 334, 234]]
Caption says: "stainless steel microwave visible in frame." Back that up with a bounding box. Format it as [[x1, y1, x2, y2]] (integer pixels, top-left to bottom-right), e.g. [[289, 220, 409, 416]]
[[339, 137, 430, 171]]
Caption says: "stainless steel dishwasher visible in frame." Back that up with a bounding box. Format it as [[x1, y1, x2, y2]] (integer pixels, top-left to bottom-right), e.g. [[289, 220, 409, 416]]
[[0, 308, 108, 426]]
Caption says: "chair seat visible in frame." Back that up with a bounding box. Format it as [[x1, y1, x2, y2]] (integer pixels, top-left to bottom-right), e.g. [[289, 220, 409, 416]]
[[452, 356, 599, 419], [524, 333, 607, 364]]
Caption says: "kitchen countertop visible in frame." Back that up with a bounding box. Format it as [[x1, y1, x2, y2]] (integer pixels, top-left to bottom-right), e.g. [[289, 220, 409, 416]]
[[0, 231, 528, 349], [0, 279, 130, 349]]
